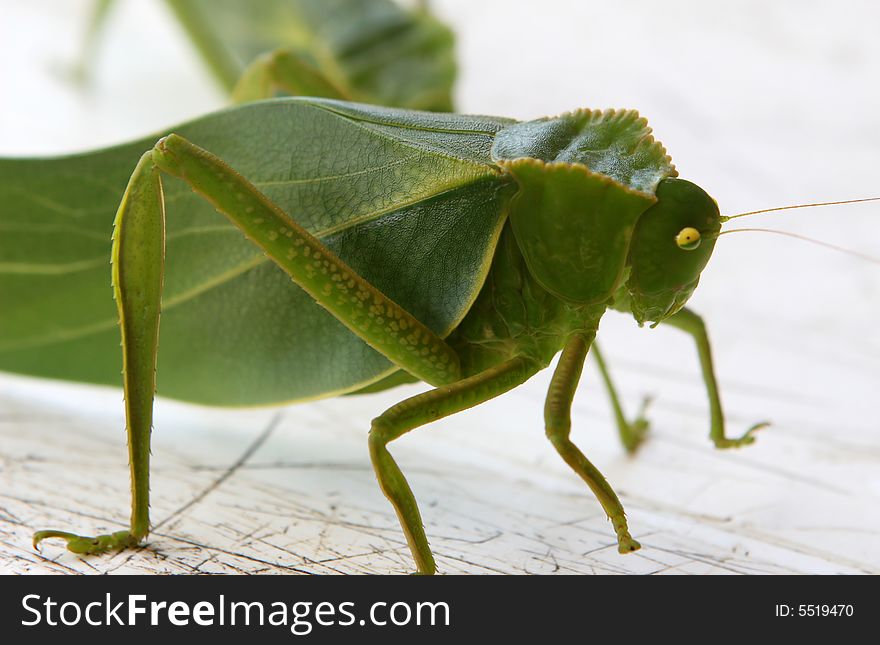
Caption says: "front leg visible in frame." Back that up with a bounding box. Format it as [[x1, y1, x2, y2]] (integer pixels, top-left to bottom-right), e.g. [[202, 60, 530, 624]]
[[664, 307, 769, 448]]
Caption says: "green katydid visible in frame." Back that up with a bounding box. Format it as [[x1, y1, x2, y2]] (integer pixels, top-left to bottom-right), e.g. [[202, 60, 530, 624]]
[[4, 0, 877, 575], [3, 95, 776, 574]]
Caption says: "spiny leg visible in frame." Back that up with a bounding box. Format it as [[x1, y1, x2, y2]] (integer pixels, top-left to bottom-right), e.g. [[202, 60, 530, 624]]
[[545, 333, 640, 553], [34, 134, 462, 556], [370, 356, 539, 574], [151, 134, 461, 387], [664, 307, 769, 449], [592, 342, 651, 454], [34, 151, 163, 554]]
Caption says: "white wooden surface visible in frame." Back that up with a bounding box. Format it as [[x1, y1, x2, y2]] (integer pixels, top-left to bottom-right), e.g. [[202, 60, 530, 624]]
[[1, 0, 878, 575]]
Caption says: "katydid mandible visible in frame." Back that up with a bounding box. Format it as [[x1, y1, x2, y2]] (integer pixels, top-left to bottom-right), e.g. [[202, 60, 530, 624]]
[[3, 97, 772, 574]]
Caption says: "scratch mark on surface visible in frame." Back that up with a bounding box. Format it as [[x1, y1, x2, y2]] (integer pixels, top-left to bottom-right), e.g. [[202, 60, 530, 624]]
[[154, 412, 284, 531]]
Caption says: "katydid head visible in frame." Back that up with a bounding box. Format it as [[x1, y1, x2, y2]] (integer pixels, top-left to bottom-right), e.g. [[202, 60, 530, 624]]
[[626, 189, 880, 325], [625, 177, 721, 325]]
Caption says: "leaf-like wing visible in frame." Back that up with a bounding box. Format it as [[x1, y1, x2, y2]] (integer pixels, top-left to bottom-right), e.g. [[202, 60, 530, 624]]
[[165, 0, 456, 110], [0, 98, 513, 405]]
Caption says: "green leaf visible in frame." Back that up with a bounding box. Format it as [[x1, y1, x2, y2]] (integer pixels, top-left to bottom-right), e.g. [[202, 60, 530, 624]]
[[165, 0, 456, 110], [0, 98, 513, 405]]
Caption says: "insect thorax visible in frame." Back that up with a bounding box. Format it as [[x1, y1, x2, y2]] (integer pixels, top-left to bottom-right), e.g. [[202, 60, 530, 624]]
[[448, 223, 607, 377]]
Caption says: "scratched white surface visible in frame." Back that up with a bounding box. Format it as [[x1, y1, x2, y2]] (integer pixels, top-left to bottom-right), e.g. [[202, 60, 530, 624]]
[[1, 0, 878, 575]]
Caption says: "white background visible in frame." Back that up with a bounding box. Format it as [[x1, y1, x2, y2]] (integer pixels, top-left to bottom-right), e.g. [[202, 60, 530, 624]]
[[1, 0, 878, 574]]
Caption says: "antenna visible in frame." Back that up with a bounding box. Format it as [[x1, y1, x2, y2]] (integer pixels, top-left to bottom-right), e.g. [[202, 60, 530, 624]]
[[721, 197, 880, 222], [717, 227, 880, 265]]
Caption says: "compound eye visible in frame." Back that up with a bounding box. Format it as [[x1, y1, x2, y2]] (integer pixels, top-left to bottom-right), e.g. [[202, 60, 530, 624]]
[[675, 227, 702, 250]]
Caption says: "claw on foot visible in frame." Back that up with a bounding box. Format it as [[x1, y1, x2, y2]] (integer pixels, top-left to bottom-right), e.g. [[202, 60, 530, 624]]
[[714, 421, 771, 449], [617, 536, 642, 554], [611, 515, 642, 554], [33, 529, 139, 555], [617, 534, 641, 554]]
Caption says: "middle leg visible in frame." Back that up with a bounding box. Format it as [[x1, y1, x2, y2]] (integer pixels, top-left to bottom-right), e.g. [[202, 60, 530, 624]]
[[544, 332, 641, 553], [370, 356, 540, 574]]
